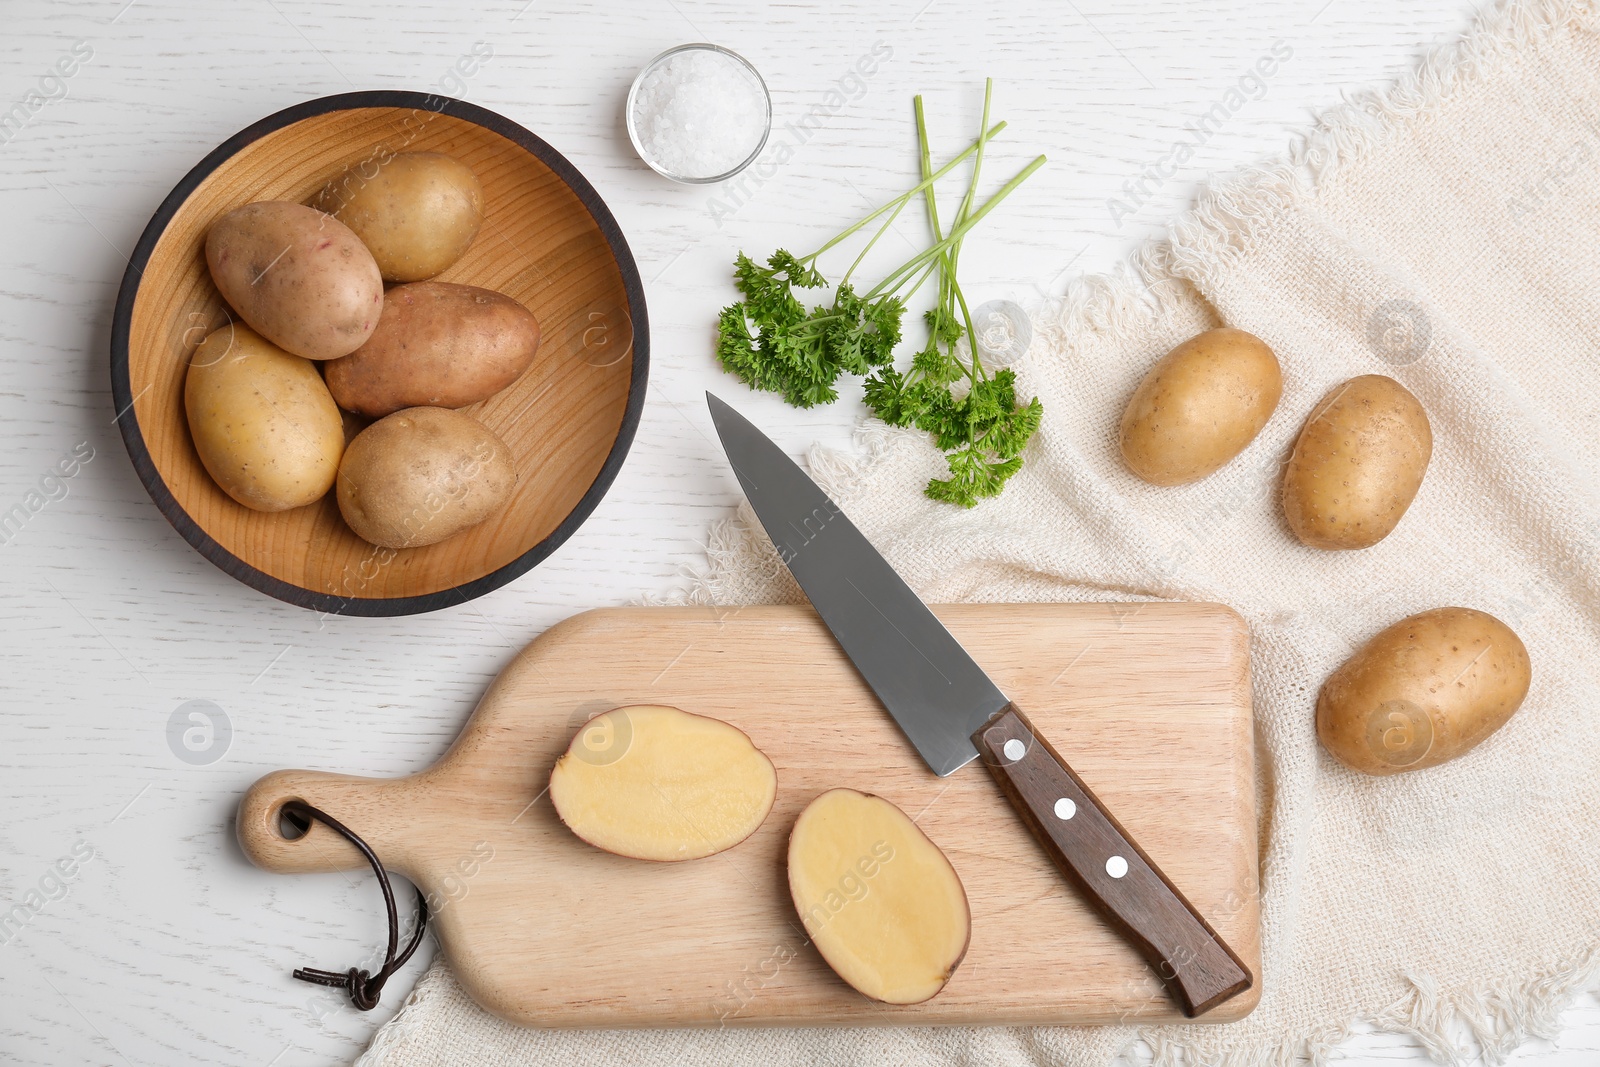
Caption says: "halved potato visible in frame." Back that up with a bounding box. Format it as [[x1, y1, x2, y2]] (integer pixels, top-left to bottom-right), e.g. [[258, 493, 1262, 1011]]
[[788, 788, 970, 1004], [548, 705, 776, 861]]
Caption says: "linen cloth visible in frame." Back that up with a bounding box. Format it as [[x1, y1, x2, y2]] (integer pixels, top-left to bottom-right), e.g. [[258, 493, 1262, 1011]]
[[359, 1, 1600, 1062]]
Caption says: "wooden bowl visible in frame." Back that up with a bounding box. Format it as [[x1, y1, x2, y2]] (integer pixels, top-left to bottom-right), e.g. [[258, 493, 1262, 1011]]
[[111, 92, 648, 616]]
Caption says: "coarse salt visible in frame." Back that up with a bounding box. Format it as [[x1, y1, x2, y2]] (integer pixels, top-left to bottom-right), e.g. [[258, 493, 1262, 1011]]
[[631, 47, 767, 181]]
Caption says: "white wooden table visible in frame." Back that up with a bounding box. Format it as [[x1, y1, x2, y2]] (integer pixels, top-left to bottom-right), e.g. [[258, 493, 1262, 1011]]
[[2, 1, 1595, 1064]]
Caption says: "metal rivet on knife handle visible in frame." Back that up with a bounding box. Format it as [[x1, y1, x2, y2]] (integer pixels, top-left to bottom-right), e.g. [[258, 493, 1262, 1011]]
[[973, 703, 1253, 1017]]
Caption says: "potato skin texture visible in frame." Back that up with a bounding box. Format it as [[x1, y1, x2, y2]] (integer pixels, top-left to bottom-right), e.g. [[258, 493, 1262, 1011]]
[[1282, 375, 1432, 549], [312, 152, 484, 283], [1119, 327, 1283, 486], [1317, 607, 1531, 775], [184, 323, 344, 511], [324, 282, 541, 417], [336, 407, 514, 549], [206, 201, 382, 360]]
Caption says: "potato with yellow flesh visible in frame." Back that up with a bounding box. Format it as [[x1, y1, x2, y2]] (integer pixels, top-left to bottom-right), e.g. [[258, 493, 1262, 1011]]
[[1282, 375, 1432, 549], [184, 323, 344, 511], [788, 788, 970, 1005], [1119, 327, 1282, 486], [549, 705, 777, 861], [1317, 607, 1531, 775]]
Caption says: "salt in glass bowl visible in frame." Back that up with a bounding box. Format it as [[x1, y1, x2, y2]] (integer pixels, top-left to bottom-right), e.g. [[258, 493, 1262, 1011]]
[[625, 43, 772, 184]]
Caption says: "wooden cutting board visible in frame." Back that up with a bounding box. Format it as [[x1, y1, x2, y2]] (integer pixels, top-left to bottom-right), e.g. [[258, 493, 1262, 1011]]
[[238, 603, 1261, 1028]]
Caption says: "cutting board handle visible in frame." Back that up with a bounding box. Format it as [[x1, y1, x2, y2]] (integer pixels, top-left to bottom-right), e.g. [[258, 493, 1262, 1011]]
[[237, 769, 418, 875]]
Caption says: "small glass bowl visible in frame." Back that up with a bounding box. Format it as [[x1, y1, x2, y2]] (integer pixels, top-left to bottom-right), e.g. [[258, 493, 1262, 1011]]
[[625, 43, 772, 185]]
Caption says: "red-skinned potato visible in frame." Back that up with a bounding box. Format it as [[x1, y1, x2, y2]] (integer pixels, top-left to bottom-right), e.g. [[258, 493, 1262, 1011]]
[[324, 282, 541, 418], [205, 201, 383, 360]]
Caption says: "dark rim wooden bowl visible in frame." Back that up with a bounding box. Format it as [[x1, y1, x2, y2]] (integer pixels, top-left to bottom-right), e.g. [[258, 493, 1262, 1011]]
[[111, 91, 649, 616]]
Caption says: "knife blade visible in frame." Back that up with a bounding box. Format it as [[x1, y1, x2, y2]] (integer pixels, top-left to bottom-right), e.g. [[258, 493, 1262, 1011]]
[[707, 392, 1252, 1017]]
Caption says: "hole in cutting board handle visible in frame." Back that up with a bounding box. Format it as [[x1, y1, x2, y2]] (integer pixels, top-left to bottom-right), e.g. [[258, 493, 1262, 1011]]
[[277, 801, 311, 840]]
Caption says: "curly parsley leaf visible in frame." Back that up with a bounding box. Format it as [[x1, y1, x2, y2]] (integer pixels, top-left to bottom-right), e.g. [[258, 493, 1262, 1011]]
[[714, 82, 1045, 507]]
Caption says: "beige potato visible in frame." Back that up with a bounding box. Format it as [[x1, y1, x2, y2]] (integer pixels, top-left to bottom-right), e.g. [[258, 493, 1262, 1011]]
[[312, 152, 484, 282], [1282, 374, 1432, 549], [184, 323, 344, 511], [1317, 607, 1531, 775], [1119, 327, 1283, 486], [336, 407, 513, 549], [324, 282, 542, 417], [788, 788, 970, 1005], [205, 201, 383, 360], [549, 705, 777, 861]]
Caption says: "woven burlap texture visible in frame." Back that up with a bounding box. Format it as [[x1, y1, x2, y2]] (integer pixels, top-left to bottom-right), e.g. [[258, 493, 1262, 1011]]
[[358, 1, 1600, 1063]]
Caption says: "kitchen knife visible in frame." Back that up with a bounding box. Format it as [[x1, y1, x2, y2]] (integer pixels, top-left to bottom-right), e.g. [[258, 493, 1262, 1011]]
[[706, 392, 1252, 1017]]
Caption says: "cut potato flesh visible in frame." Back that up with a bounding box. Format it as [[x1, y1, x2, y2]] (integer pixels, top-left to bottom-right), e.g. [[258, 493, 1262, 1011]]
[[549, 705, 776, 861], [788, 788, 970, 1004]]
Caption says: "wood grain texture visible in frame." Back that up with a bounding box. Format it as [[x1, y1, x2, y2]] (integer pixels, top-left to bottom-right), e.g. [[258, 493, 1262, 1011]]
[[117, 97, 642, 610], [236, 602, 1261, 1028], [15, 2, 1593, 1065]]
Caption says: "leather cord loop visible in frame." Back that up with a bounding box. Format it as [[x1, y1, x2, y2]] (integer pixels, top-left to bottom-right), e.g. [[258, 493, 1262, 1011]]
[[281, 800, 428, 1012]]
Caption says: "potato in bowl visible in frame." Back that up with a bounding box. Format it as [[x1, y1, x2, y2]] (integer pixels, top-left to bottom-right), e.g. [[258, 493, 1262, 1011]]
[[110, 91, 647, 615]]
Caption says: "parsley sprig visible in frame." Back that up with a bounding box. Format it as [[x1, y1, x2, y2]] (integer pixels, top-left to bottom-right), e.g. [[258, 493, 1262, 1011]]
[[716, 81, 1045, 506]]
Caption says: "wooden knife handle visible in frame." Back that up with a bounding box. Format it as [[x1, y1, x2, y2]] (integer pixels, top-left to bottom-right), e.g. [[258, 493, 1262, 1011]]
[[971, 703, 1252, 1017]]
